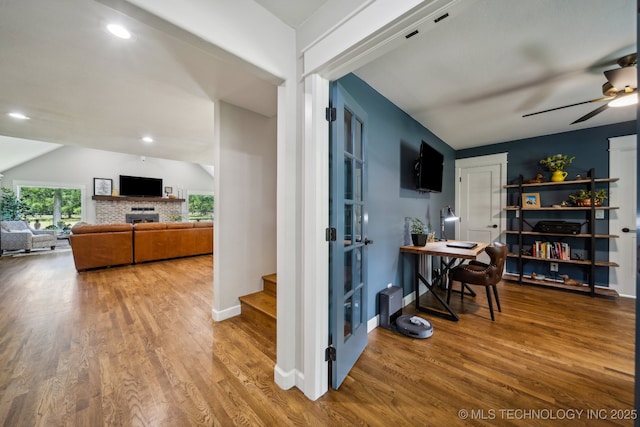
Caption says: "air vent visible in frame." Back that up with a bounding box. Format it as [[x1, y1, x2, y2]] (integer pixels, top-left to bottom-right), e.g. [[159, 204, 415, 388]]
[[434, 12, 449, 23], [405, 30, 419, 39]]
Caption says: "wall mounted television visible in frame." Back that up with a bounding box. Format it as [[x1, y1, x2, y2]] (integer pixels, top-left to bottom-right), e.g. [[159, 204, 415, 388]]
[[119, 175, 163, 197], [414, 141, 443, 193]]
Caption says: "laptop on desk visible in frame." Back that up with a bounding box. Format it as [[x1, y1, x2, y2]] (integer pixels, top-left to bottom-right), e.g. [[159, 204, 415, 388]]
[[446, 241, 478, 249]]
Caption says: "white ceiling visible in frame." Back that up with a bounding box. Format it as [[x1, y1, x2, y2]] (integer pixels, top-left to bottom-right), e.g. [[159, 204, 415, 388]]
[[0, 0, 636, 173], [253, 0, 328, 29], [354, 0, 637, 149], [0, 0, 278, 171]]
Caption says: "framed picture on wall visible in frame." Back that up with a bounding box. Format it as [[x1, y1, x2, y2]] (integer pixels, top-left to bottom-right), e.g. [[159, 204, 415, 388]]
[[94, 178, 112, 196], [521, 192, 540, 209]]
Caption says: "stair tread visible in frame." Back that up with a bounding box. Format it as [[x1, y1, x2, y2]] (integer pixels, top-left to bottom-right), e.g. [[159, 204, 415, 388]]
[[262, 273, 277, 296], [239, 291, 276, 318], [262, 273, 277, 283]]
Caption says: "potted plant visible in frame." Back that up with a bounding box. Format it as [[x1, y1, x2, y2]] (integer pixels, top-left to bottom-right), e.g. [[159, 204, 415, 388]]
[[409, 217, 428, 246], [568, 189, 607, 207], [1, 187, 31, 220], [540, 154, 575, 182]]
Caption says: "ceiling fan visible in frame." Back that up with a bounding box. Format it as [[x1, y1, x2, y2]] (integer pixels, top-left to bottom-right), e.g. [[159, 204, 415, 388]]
[[523, 53, 637, 124]]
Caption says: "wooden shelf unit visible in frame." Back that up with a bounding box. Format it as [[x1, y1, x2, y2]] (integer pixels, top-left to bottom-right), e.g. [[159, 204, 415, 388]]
[[504, 230, 619, 239], [504, 177, 618, 189], [503, 168, 619, 296], [506, 253, 618, 267], [502, 273, 619, 297]]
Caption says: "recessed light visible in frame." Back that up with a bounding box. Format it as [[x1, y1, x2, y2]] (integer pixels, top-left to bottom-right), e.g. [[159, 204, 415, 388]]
[[107, 23, 131, 39], [142, 136, 154, 143], [8, 112, 30, 120]]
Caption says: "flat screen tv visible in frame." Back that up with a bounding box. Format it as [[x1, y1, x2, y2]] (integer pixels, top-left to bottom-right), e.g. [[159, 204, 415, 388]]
[[119, 175, 163, 197], [414, 141, 443, 193]]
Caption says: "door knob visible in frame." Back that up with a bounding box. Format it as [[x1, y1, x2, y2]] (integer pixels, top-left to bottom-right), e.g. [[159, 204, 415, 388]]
[[491, 224, 498, 228], [622, 227, 636, 233], [364, 238, 374, 245]]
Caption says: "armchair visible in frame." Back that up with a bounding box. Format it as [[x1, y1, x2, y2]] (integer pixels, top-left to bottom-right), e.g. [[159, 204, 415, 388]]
[[0, 220, 57, 254]]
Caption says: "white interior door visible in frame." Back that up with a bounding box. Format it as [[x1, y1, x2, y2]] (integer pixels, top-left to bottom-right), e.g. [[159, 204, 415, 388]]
[[455, 153, 507, 263], [608, 135, 636, 298]]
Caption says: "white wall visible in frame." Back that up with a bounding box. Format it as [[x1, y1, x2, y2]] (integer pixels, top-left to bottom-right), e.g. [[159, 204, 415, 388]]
[[124, 0, 293, 82], [120, 0, 302, 394], [1, 145, 214, 223], [213, 101, 277, 315]]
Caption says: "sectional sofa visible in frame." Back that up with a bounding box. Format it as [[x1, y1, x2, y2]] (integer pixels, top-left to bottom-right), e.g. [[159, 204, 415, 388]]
[[70, 221, 213, 271]]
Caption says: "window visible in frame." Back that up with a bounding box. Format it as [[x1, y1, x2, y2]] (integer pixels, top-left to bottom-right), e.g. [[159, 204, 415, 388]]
[[188, 193, 214, 222], [16, 184, 84, 232]]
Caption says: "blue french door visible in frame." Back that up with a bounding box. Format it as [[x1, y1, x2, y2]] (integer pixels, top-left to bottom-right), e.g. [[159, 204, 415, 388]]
[[329, 81, 369, 389]]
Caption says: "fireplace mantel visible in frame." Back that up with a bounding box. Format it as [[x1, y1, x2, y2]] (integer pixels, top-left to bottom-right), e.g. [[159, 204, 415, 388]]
[[92, 196, 185, 203]]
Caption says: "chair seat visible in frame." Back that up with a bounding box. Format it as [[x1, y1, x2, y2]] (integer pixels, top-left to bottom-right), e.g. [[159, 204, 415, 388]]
[[1, 220, 57, 253], [448, 242, 507, 321], [449, 263, 491, 284], [32, 234, 53, 243]]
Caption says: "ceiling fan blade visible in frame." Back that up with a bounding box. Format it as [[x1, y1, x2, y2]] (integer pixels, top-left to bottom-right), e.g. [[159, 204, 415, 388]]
[[522, 97, 612, 118], [571, 103, 609, 124]]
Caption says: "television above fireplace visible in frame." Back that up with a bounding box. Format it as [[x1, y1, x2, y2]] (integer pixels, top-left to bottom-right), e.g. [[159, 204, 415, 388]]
[[119, 175, 163, 197]]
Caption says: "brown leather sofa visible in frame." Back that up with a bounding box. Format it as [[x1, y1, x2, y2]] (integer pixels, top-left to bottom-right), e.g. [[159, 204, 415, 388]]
[[70, 223, 134, 271], [133, 221, 213, 263], [69, 221, 213, 271]]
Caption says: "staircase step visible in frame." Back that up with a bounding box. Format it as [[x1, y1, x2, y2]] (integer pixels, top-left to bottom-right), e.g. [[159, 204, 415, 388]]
[[238, 274, 277, 333], [239, 291, 276, 330], [262, 273, 277, 296]]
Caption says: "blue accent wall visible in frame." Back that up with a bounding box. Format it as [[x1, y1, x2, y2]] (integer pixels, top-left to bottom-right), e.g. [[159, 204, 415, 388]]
[[336, 74, 456, 320], [458, 121, 636, 286], [457, 122, 635, 179], [337, 73, 636, 320]]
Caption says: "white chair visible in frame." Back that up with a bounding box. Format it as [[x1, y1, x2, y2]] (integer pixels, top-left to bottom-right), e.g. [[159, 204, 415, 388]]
[[0, 220, 57, 254]]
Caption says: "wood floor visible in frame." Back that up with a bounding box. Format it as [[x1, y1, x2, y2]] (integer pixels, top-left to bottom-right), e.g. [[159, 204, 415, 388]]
[[0, 250, 635, 426]]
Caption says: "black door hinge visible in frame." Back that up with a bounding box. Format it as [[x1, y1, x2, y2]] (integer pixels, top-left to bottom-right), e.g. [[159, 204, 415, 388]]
[[326, 107, 336, 122], [325, 345, 336, 362], [325, 227, 337, 242]]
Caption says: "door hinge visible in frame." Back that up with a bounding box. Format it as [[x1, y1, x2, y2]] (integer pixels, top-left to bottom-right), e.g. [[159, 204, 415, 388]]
[[326, 107, 336, 122], [325, 345, 336, 362], [325, 227, 337, 241]]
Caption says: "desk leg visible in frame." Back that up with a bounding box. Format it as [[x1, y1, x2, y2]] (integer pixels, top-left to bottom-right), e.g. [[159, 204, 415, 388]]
[[441, 257, 476, 298], [414, 255, 459, 322]]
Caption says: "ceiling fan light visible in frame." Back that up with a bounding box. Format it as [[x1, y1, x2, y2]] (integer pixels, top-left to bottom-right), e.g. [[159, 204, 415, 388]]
[[608, 93, 637, 107]]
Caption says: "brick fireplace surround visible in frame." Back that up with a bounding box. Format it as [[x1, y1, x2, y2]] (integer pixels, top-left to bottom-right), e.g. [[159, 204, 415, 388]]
[[93, 196, 184, 224]]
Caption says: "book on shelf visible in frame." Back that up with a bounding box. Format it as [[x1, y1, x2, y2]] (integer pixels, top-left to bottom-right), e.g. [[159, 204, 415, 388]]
[[531, 241, 570, 260]]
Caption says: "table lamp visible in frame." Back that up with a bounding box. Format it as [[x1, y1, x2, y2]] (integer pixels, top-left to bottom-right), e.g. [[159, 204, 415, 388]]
[[440, 205, 458, 241]]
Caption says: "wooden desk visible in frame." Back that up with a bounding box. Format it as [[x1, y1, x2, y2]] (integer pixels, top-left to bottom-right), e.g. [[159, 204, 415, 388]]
[[400, 241, 489, 321]]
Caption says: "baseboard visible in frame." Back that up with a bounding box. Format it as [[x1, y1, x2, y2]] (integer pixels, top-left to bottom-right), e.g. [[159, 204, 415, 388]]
[[368, 289, 421, 333], [367, 315, 379, 333], [274, 364, 297, 390], [211, 304, 241, 322], [404, 291, 415, 306], [616, 292, 637, 299]]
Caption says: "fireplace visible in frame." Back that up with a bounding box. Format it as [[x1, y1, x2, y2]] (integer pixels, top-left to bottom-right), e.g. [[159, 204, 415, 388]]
[[93, 197, 183, 224], [125, 213, 160, 224]]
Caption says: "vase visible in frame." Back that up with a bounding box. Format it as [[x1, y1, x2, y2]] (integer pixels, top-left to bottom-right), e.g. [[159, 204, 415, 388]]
[[411, 233, 427, 246], [550, 170, 568, 182], [576, 198, 602, 207]]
